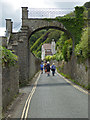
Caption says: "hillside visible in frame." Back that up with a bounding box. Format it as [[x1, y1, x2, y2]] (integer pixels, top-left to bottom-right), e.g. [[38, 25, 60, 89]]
[[29, 29, 62, 58]]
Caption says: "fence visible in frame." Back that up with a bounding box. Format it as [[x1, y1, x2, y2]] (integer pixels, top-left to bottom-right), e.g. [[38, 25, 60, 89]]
[[28, 8, 75, 18]]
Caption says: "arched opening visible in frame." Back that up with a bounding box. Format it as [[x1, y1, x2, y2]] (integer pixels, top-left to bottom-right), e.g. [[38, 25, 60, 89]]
[[28, 26, 71, 40], [28, 26, 72, 61]]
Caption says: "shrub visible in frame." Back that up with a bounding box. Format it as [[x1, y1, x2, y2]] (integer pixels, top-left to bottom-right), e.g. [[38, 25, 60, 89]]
[[75, 27, 89, 62], [45, 55, 52, 61], [0, 46, 18, 67]]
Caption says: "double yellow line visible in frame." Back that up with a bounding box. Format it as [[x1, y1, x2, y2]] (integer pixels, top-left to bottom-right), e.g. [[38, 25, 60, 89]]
[[21, 73, 41, 120]]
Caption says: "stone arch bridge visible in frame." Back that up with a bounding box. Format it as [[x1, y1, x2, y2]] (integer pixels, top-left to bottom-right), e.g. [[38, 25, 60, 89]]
[[4, 7, 71, 84]]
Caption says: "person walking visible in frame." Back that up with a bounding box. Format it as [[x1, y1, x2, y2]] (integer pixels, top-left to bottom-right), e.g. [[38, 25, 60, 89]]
[[51, 63, 56, 76], [46, 61, 50, 76], [44, 62, 47, 73], [40, 62, 44, 74]]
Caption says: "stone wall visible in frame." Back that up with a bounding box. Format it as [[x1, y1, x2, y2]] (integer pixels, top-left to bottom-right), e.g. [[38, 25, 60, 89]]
[[5, 30, 41, 86], [0, 37, 7, 47], [1, 36, 41, 112], [24, 19, 64, 33], [58, 57, 88, 87], [17, 29, 29, 85], [2, 66, 19, 112], [29, 52, 41, 80]]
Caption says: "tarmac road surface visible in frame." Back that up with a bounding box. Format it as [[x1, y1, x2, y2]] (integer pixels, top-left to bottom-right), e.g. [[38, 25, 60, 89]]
[[27, 72, 88, 118], [7, 71, 88, 119]]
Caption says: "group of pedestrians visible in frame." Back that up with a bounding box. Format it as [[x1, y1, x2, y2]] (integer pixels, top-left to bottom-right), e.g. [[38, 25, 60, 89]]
[[40, 61, 56, 76]]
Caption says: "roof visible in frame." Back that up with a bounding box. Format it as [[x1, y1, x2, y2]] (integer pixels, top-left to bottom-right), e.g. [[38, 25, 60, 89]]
[[42, 44, 51, 49]]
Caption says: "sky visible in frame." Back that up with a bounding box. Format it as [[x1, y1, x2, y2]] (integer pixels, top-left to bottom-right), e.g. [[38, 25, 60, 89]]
[[0, 0, 89, 36]]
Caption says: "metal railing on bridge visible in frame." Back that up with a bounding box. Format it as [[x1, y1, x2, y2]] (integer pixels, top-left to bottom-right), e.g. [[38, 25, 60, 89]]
[[28, 8, 75, 18]]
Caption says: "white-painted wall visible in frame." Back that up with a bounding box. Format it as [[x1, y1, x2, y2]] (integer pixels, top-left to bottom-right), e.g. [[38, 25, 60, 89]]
[[41, 45, 45, 60], [51, 39, 56, 55], [41, 40, 56, 60]]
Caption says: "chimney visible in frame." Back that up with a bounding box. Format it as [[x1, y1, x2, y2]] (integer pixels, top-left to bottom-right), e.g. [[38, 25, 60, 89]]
[[6, 19, 13, 34], [21, 7, 28, 27]]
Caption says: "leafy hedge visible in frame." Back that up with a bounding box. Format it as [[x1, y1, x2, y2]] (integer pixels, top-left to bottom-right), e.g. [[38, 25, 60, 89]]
[[75, 27, 89, 62], [0, 46, 18, 67]]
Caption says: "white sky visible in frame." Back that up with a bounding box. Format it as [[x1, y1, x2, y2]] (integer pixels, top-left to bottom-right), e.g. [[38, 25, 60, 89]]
[[0, 0, 89, 36], [1, 0, 89, 9]]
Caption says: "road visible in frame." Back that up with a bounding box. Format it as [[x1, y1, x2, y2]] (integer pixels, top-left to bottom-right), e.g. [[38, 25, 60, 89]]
[[8, 71, 88, 119]]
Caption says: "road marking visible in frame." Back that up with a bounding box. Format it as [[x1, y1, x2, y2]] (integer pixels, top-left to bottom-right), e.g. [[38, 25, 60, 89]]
[[56, 71, 89, 95], [20, 72, 41, 120], [24, 87, 36, 119]]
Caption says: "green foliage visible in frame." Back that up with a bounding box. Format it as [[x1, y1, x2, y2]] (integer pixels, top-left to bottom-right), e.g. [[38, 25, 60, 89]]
[[30, 35, 43, 52], [45, 55, 52, 61], [56, 6, 85, 45], [33, 51, 41, 58], [56, 32, 68, 50], [0, 46, 18, 67], [30, 29, 62, 58], [75, 27, 89, 62], [29, 30, 46, 47], [30, 30, 50, 52], [75, 6, 84, 18], [29, 6, 88, 63], [62, 44, 68, 61], [46, 29, 62, 42], [45, 53, 64, 62], [52, 54, 56, 60], [85, 84, 90, 90], [45, 52, 64, 62], [55, 53, 64, 61], [55, 32, 72, 62], [65, 11, 75, 17], [63, 39, 72, 61]]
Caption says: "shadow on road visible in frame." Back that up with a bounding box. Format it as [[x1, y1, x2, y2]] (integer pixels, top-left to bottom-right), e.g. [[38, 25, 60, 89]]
[[32, 82, 71, 87]]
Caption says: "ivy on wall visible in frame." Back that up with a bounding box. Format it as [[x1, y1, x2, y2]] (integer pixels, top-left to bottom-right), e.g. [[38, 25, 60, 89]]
[[56, 6, 85, 45]]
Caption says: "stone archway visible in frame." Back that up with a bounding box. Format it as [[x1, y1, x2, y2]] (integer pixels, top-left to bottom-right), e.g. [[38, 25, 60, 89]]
[[21, 7, 71, 38], [5, 7, 72, 83], [28, 26, 71, 40]]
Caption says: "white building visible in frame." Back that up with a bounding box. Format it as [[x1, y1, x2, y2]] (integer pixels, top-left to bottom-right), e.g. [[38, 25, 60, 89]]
[[41, 39, 56, 60]]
